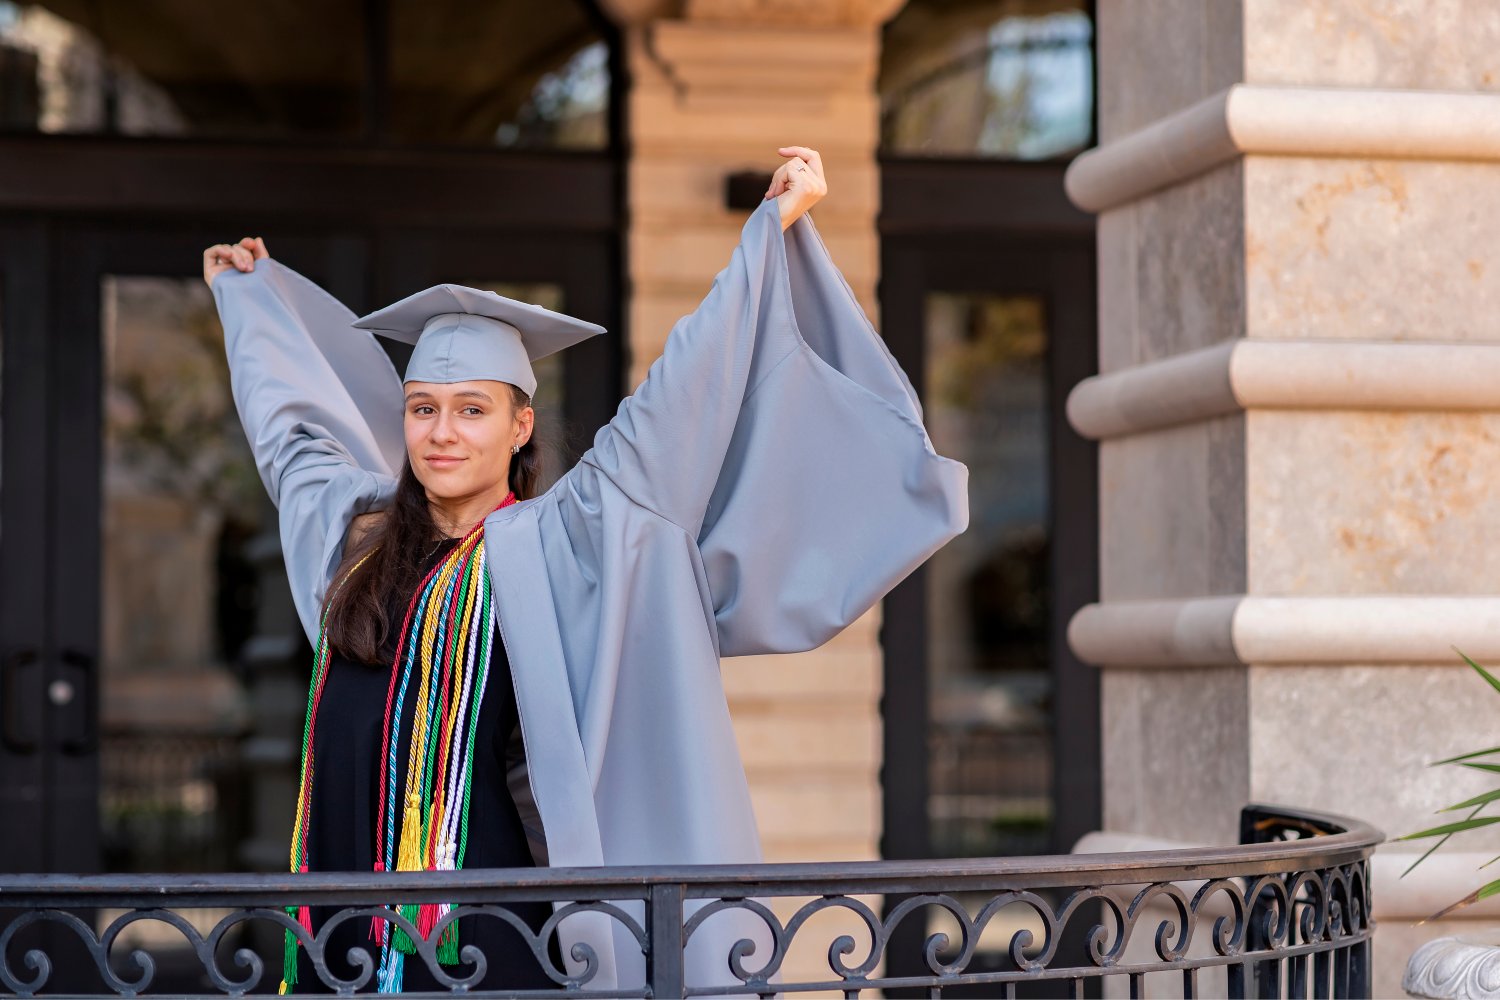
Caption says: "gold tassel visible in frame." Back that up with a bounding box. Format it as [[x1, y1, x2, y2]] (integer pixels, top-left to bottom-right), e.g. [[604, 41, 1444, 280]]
[[396, 792, 423, 873]]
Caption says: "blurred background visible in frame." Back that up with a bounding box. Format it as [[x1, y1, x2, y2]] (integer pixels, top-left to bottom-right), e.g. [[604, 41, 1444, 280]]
[[10, 2, 1500, 996], [0, 0, 1097, 879]]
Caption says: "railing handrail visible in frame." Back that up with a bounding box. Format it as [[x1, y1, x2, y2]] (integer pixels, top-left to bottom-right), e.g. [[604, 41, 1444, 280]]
[[0, 804, 1381, 998], [0, 804, 1382, 906]]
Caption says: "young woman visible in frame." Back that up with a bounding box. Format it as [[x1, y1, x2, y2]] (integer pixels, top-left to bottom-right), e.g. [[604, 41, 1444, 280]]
[[205, 146, 969, 995]]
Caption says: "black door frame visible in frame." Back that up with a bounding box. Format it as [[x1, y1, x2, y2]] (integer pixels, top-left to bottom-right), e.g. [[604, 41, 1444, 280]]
[[0, 139, 623, 877], [0, 218, 53, 873], [877, 156, 1099, 993]]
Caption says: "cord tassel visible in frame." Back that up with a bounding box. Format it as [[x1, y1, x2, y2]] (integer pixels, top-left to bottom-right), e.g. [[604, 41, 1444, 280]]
[[378, 949, 404, 993], [368, 861, 386, 944], [393, 903, 421, 955], [396, 792, 424, 872], [436, 921, 460, 966], [279, 909, 299, 992], [416, 900, 439, 941]]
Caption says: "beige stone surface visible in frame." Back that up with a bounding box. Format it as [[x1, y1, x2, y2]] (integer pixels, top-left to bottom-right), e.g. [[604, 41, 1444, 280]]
[[630, 88, 881, 150], [1100, 667, 1249, 844], [1134, 162, 1246, 364], [1245, 157, 1500, 343], [683, 0, 905, 28], [628, 157, 881, 221], [731, 711, 880, 772], [722, 652, 882, 704], [1244, 0, 1500, 93], [1097, 0, 1243, 141], [1248, 664, 1500, 848], [1095, 162, 1245, 373], [1100, 415, 1246, 602], [1247, 410, 1500, 595], [1095, 205, 1139, 374]]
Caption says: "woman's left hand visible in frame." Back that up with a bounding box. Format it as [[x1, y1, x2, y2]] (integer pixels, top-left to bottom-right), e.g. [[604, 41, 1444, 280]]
[[765, 145, 828, 231]]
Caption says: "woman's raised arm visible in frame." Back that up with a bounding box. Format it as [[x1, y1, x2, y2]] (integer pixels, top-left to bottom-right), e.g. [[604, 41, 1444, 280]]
[[203, 236, 267, 286], [571, 147, 827, 535], [209, 244, 403, 644]]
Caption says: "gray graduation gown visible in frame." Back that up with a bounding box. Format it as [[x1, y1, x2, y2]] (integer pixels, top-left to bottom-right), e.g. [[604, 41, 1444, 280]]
[[212, 195, 969, 994]]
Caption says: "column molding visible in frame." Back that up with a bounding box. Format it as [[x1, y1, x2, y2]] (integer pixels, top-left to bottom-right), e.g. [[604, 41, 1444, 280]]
[[1069, 595, 1500, 668], [1067, 339, 1500, 441], [1067, 85, 1500, 213]]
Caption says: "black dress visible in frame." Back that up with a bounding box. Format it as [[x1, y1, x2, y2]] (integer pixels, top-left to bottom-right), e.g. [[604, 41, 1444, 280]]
[[293, 536, 561, 993]]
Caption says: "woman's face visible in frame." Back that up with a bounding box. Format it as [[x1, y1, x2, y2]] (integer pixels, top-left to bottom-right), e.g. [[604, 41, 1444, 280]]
[[403, 379, 533, 501]]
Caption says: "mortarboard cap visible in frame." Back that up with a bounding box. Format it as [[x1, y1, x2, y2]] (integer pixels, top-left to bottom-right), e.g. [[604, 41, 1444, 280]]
[[351, 284, 606, 399]]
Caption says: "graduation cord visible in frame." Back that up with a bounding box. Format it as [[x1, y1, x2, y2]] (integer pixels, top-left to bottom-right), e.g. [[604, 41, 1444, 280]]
[[387, 541, 468, 946], [402, 543, 477, 949], [377, 534, 488, 991], [278, 550, 375, 994], [278, 492, 516, 996]]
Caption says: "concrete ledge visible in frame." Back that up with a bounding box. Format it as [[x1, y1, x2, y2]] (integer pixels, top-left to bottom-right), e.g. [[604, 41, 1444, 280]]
[[1067, 339, 1500, 441], [1066, 85, 1500, 213], [1068, 596, 1500, 668]]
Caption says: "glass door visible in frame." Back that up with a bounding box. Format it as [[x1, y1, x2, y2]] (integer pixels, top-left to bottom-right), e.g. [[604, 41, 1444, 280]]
[[42, 228, 368, 884], [5, 223, 619, 990], [878, 228, 1098, 996], [34, 222, 623, 888]]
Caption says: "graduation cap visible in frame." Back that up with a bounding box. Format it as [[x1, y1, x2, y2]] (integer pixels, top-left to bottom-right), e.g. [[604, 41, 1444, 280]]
[[352, 284, 606, 399]]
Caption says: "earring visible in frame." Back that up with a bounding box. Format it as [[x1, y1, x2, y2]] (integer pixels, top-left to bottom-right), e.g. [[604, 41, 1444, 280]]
[[511, 444, 520, 455]]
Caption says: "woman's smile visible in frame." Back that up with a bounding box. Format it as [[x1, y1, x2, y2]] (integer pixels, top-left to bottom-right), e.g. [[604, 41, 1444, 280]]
[[424, 453, 466, 468]]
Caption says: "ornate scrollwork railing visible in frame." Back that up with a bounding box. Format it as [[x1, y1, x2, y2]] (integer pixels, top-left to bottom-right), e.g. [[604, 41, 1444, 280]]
[[0, 803, 1377, 997]]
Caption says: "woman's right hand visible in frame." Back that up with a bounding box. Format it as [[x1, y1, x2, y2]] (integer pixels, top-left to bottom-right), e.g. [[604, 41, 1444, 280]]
[[203, 236, 268, 287]]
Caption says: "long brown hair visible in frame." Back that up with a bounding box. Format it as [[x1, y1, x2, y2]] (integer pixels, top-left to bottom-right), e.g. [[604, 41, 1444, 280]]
[[321, 382, 542, 664]]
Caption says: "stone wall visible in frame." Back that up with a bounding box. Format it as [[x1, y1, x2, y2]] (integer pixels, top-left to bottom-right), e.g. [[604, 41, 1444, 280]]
[[1070, 1, 1500, 993]]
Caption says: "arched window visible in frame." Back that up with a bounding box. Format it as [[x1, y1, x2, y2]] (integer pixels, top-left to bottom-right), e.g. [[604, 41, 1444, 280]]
[[880, 0, 1093, 159], [0, 0, 613, 148]]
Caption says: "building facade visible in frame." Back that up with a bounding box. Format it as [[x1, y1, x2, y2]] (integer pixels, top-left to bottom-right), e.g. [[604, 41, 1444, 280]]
[[10, 0, 1494, 995], [1067, 1, 1500, 994]]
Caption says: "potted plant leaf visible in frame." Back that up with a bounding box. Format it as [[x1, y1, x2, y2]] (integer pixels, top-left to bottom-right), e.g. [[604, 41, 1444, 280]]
[[1400, 650, 1500, 998]]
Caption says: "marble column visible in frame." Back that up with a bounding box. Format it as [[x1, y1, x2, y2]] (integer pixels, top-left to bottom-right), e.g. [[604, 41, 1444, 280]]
[[1065, 2, 1500, 993]]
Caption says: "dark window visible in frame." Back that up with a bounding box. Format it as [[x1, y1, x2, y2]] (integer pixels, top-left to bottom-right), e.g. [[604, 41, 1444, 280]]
[[0, 0, 611, 148], [386, 6, 608, 149]]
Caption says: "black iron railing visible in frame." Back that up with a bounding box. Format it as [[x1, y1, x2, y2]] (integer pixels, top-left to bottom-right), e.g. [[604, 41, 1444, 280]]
[[0, 804, 1377, 998]]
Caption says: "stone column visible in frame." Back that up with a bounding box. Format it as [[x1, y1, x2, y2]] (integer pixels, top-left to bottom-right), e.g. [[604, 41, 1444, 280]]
[[595, 0, 902, 984], [1064, 1, 1500, 993]]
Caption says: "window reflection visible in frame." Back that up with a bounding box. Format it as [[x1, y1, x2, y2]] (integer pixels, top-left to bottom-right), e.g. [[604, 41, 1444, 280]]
[[0, 0, 610, 148], [881, 0, 1093, 160], [388, 0, 610, 150], [924, 292, 1051, 857], [497, 41, 609, 150], [101, 276, 262, 872], [0, 0, 364, 137]]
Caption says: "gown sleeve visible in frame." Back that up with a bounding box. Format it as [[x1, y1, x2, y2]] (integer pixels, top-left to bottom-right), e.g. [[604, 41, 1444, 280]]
[[211, 259, 405, 646], [576, 196, 970, 657]]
